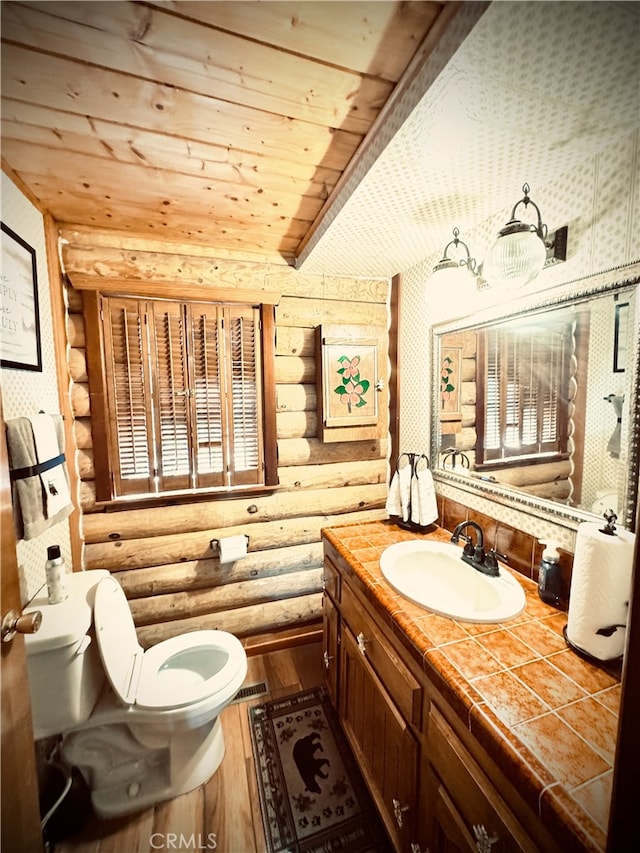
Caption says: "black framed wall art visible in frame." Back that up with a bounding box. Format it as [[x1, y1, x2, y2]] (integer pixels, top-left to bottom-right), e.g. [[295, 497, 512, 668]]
[[1, 221, 42, 372]]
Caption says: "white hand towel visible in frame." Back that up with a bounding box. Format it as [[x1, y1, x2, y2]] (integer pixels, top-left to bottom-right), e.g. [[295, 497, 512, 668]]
[[410, 474, 420, 525], [386, 466, 412, 521], [28, 414, 72, 519], [398, 464, 412, 522], [415, 468, 438, 526], [385, 471, 402, 517]]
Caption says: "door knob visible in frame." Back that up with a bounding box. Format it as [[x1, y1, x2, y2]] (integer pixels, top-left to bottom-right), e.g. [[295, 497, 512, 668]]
[[1, 609, 42, 644]]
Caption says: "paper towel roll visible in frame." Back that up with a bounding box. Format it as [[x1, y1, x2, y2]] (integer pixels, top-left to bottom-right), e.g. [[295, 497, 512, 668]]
[[565, 522, 635, 661], [218, 535, 248, 564]]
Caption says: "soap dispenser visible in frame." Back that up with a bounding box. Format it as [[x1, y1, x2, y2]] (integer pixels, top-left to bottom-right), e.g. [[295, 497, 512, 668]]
[[537, 540, 563, 608]]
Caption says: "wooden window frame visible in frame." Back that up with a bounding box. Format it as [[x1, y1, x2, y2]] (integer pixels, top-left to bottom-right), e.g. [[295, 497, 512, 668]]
[[82, 286, 278, 504]]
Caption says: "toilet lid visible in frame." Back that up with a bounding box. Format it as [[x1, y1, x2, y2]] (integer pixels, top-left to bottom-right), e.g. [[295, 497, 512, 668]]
[[94, 576, 143, 705]]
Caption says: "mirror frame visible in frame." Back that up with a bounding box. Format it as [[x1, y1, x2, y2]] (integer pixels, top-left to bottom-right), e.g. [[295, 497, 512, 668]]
[[431, 262, 640, 532]]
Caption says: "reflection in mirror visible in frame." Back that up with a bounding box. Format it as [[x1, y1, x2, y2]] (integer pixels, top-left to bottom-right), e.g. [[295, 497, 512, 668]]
[[432, 273, 639, 529]]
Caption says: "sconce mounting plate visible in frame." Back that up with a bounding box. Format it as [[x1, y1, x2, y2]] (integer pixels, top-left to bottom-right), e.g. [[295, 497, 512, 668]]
[[544, 225, 568, 267]]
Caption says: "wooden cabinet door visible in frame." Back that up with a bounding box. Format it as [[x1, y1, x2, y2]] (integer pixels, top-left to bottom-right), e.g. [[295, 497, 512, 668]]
[[339, 625, 418, 851], [426, 765, 475, 853], [322, 592, 339, 705], [427, 705, 538, 853]]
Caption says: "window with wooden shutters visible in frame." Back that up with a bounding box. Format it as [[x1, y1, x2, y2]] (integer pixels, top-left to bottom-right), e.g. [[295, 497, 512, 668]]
[[88, 293, 275, 501], [476, 319, 572, 467]]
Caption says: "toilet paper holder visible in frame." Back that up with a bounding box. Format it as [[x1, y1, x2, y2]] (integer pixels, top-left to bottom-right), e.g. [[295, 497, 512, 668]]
[[210, 535, 250, 555], [599, 509, 618, 536]]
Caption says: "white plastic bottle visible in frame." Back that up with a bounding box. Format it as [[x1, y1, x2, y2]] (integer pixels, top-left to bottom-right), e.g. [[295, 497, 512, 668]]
[[45, 545, 68, 604]]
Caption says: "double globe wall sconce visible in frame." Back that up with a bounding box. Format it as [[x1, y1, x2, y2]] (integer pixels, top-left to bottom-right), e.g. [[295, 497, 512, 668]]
[[430, 183, 568, 290]]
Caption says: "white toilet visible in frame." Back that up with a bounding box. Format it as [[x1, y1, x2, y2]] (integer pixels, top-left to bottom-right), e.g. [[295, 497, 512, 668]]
[[24, 570, 248, 817], [591, 489, 618, 517]]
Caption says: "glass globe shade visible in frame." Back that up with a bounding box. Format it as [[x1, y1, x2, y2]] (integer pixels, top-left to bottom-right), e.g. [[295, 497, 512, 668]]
[[484, 222, 547, 289], [427, 258, 473, 292]]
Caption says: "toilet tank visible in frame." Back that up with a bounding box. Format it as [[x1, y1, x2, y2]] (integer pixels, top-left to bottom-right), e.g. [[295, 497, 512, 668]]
[[24, 570, 110, 739], [591, 490, 618, 516]]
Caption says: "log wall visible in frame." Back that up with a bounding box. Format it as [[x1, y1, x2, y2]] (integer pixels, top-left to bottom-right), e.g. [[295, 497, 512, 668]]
[[60, 228, 390, 648]]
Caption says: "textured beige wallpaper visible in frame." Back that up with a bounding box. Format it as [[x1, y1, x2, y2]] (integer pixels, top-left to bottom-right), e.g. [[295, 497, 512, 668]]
[[1, 172, 72, 603]]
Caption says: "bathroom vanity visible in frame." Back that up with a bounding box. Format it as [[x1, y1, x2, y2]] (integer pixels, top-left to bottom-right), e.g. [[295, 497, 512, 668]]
[[322, 521, 619, 853]]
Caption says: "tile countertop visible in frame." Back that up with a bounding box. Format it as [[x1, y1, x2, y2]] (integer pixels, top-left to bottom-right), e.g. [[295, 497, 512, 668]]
[[322, 520, 622, 853]]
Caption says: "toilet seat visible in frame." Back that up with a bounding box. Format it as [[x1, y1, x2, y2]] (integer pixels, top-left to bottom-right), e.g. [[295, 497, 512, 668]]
[[94, 576, 244, 712], [137, 632, 241, 710]]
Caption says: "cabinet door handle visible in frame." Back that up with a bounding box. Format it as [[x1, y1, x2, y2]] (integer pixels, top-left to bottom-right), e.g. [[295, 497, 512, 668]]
[[323, 650, 333, 669], [473, 824, 498, 853], [356, 631, 367, 655], [392, 797, 409, 828]]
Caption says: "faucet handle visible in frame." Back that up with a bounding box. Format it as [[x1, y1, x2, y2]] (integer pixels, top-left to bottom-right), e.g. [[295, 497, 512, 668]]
[[485, 548, 509, 563], [460, 535, 476, 558], [484, 549, 507, 572]]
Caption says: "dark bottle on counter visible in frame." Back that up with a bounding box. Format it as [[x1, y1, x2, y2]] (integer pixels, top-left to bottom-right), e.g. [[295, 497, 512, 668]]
[[537, 540, 563, 608]]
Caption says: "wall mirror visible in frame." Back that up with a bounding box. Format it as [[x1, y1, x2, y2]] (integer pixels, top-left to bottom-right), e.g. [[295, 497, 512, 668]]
[[431, 265, 640, 531]]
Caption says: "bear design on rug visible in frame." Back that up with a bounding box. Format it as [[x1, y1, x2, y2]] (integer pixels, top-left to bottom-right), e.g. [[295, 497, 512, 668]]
[[292, 732, 330, 794]]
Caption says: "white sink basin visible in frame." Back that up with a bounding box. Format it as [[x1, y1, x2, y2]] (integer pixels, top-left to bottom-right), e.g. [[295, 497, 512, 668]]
[[380, 540, 526, 623]]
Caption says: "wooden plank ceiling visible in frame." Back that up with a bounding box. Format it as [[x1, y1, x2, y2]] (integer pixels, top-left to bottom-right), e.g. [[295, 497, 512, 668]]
[[1, 0, 448, 262]]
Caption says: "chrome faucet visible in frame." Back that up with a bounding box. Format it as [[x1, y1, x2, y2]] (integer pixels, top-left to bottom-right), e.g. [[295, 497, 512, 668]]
[[450, 521, 502, 577]]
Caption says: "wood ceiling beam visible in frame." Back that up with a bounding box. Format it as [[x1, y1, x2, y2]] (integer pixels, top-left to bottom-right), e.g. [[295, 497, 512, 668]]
[[295, 1, 490, 268]]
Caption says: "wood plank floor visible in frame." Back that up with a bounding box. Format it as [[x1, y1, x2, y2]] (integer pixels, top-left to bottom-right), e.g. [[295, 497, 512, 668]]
[[54, 641, 324, 853]]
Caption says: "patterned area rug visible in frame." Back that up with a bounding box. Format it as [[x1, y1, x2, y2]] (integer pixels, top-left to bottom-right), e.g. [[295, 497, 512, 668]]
[[249, 686, 390, 853]]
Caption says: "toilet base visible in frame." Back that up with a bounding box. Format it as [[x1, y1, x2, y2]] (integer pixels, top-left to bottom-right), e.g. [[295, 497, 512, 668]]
[[62, 717, 225, 818]]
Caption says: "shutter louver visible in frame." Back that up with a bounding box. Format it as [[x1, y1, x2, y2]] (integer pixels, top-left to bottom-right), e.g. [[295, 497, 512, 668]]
[[190, 304, 225, 488], [151, 302, 191, 490], [484, 329, 500, 451], [504, 334, 519, 448], [227, 306, 263, 485], [103, 297, 154, 495]]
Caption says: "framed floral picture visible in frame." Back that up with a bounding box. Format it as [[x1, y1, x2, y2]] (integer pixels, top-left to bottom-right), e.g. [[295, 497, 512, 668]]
[[440, 345, 462, 420], [319, 331, 379, 428]]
